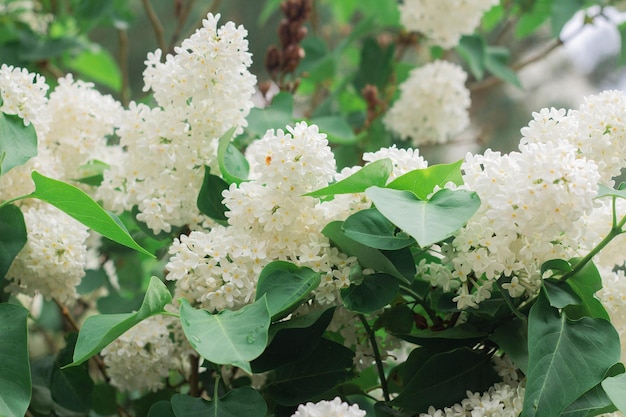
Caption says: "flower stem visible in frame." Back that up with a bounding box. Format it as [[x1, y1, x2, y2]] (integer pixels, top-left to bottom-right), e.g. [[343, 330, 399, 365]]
[[358, 314, 390, 402]]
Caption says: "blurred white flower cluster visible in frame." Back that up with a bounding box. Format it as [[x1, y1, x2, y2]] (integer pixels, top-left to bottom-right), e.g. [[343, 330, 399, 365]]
[[399, 0, 499, 49], [97, 13, 257, 234], [290, 397, 366, 417], [384, 61, 470, 146]]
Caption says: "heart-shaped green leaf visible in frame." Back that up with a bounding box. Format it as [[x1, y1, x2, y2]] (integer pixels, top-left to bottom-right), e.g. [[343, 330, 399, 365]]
[[366, 187, 480, 247], [386, 160, 463, 200], [306, 158, 392, 197], [342, 208, 415, 250]]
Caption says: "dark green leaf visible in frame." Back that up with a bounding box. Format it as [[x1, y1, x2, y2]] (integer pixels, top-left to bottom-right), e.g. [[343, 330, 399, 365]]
[[268, 338, 355, 405], [386, 160, 464, 200], [171, 387, 267, 417], [299, 37, 336, 82], [374, 304, 414, 334], [148, 401, 176, 417], [217, 127, 249, 185], [51, 335, 94, 413], [341, 273, 399, 314], [342, 208, 415, 250], [29, 171, 153, 257], [561, 384, 616, 417], [255, 261, 321, 319], [179, 297, 271, 374], [92, 383, 117, 416], [489, 317, 529, 373], [353, 37, 395, 91], [323, 221, 413, 283], [366, 187, 480, 248], [306, 158, 392, 197], [521, 291, 621, 417], [392, 347, 499, 412], [68, 277, 171, 367], [246, 93, 293, 136], [252, 308, 335, 373], [0, 204, 26, 279], [394, 324, 489, 350], [456, 35, 486, 80], [0, 303, 30, 417], [543, 279, 582, 308], [565, 259, 610, 320], [484, 47, 522, 88], [197, 166, 229, 224], [551, 0, 584, 37], [0, 110, 37, 174]]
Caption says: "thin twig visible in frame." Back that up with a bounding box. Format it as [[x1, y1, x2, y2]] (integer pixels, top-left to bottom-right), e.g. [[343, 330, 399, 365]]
[[168, 0, 197, 53], [117, 28, 131, 106], [189, 354, 201, 397], [142, 0, 168, 57], [358, 314, 390, 402]]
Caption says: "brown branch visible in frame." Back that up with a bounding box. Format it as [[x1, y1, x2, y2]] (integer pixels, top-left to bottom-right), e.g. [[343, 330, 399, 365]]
[[142, 0, 168, 58], [168, 0, 197, 53], [117, 28, 131, 107], [188, 354, 201, 397]]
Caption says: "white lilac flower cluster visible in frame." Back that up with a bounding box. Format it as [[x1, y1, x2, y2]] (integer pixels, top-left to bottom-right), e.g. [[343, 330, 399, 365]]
[[290, 397, 366, 417], [420, 383, 525, 417], [97, 13, 257, 234], [101, 315, 184, 392], [384, 61, 470, 146], [5, 205, 90, 303], [0, 66, 121, 303], [399, 0, 499, 49]]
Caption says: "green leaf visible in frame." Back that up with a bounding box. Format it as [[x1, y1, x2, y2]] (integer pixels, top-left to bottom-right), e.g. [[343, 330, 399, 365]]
[[246, 92, 293, 136], [456, 35, 486, 80], [0, 204, 26, 279], [565, 259, 610, 320], [310, 115, 359, 145], [484, 47, 522, 88], [306, 158, 392, 197], [489, 318, 529, 373], [596, 183, 626, 200], [148, 401, 176, 417], [561, 383, 617, 417], [521, 291, 621, 417], [0, 303, 30, 417], [258, 0, 282, 25], [619, 22, 626, 65], [543, 279, 583, 308], [179, 297, 271, 374], [394, 324, 489, 350], [217, 127, 249, 185], [92, 383, 118, 416], [516, 0, 552, 38], [252, 307, 335, 373], [341, 273, 399, 314], [73, 159, 110, 186], [255, 261, 321, 319], [386, 160, 464, 200], [342, 208, 415, 250], [171, 387, 267, 417], [51, 334, 94, 413], [353, 37, 395, 91], [323, 221, 413, 283], [68, 277, 172, 367], [197, 166, 229, 224], [392, 347, 499, 412], [65, 46, 122, 91], [602, 373, 626, 414], [0, 110, 37, 174], [28, 171, 154, 257], [267, 338, 355, 405], [299, 37, 336, 82], [366, 187, 480, 248], [551, 0, 584, 37]]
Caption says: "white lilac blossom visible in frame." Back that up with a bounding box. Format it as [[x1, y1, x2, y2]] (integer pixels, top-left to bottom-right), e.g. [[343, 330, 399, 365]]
[[446, 140, 600, 308], [384, 61, 470, 146], [101, 315, 185, 392], [290, 397, 366, 417], [0, 63, 49, 127], [98, 13, 257, 233], [5, 205, 89, 303], [399, 0, 499, 49]]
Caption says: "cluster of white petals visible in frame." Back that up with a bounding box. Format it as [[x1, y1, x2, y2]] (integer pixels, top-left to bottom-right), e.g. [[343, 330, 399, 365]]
[[0, 63, 49, 126], [98, 13, 256, 233], [6, 205, 89, 303], [101, 315, 184, 392], [399, 0, 499, 49], [291, 397, 366, 417], [384, 61, 470, 146]]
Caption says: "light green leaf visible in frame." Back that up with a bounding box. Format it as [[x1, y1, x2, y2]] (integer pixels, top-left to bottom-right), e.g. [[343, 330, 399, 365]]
[[73, 159, 110, 186], [602, 373, 626, 414], [65, 46, 122, 91], [386, 160, 464, 200], [255, 261, 321, 319], [365, 187, 480, 247], [619, 22, 626, 65], [551, 0, 584, 37], [306, 158, 392, 197], [456, 35, 486, 80], [0, 204, 26, 279], [341, 273, 399, 314], [28, 171, 153, 257], [0, 303, 30, 417], [484, 47, 522, 88], [246, 93, 293, 136], [310, 115, 359, 145], [0, 111, 37, 175], [323, 221, 413, 283], [217, 127, 249, 185], [68, 277, 171, 367], [179, 297, 271, 374], [596, 183, 626, 200], [516, 0, 552, 38], [521, 291, 621, 417], [171, 387, 267, 417], [342, 208, 415, 250]]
